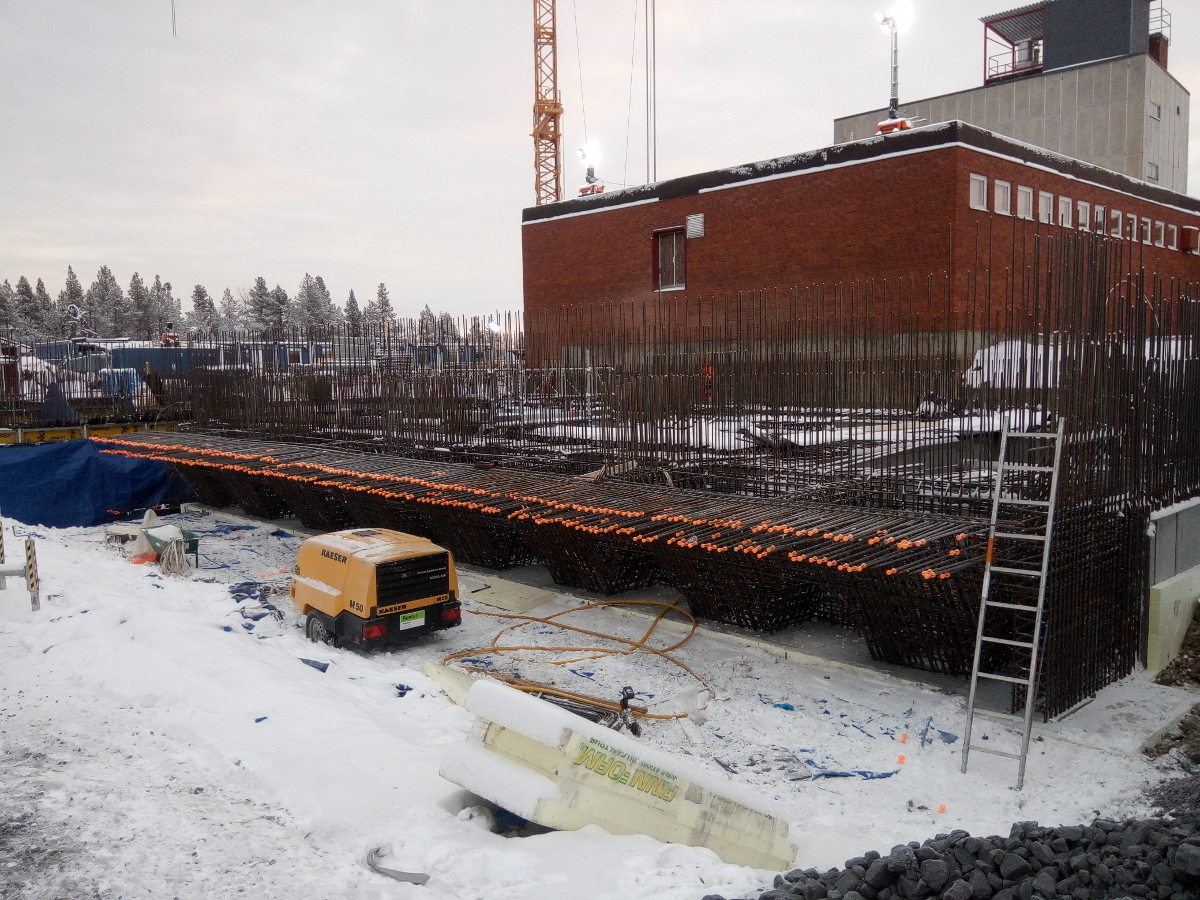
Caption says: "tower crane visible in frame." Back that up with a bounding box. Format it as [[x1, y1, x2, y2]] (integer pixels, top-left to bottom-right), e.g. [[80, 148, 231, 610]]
[[533, 0, 564, 205]]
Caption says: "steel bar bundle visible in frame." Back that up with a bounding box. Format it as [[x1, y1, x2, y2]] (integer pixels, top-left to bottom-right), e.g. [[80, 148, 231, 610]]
[[96, 431, 989, 656]]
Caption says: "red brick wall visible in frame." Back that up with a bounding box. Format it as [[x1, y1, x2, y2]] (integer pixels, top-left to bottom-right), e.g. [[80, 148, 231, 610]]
[[521, 143, 1200, 353]]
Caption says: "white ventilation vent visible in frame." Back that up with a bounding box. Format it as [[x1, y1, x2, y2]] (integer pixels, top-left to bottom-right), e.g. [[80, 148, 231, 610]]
[[685, 214, 705, 238]]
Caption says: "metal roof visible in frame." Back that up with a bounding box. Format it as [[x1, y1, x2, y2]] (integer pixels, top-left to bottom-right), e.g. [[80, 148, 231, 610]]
[[980, 1, 1049, 45]]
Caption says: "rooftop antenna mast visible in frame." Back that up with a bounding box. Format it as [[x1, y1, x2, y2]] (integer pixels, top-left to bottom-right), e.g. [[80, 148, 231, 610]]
[[645, 0, 657, 183], [878, 12, 899, 119], [533, 0, 564, 205], [171, 0, 177, 37]]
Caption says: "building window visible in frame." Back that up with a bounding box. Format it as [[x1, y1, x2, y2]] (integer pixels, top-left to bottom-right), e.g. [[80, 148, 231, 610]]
[[994, 180, 1011, 215], [1017, 186, 1034, 220], [1167, 224, 1179, 251], [656, 229, 686, 291], [1038, 191, 1054, 224], [1150, 102, 1162, 120], [1077, 201, 1090, 232], [1094, 205, 1106, 232], [1058, 196, 1073, 228], [1127, 213, 1138, 241], [969, 174, 988, 210], [1111, 209, 1123, 238], [685, 214, 705, 238], [1154, 221, 1165, 247], [1142, 217, 1153, 244], [1147, 162, 1160, 181]]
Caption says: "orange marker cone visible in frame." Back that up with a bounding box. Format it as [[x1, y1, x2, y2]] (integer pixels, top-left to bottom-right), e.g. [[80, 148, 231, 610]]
[[897, 754, 906, 764], [900, 733, 908, 744], [938, 804, 947, 814]]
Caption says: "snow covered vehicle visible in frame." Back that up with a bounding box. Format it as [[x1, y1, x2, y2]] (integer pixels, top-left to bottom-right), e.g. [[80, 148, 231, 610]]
[[290, 528, 461, 648]]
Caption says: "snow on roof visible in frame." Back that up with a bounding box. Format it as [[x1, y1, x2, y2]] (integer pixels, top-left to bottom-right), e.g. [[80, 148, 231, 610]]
[[524, 121, 1200, 224]]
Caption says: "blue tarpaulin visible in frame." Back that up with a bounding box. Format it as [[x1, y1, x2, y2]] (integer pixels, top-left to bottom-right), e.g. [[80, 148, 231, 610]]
[[0, 439, 193, 527]]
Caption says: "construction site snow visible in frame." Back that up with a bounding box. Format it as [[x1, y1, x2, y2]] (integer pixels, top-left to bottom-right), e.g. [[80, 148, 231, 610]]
[[1, 510, 1194, 900]]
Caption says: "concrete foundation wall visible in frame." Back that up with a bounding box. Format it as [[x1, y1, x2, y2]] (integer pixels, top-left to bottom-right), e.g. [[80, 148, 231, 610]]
[[1147, 567, 1200, 671], [1146, 500, 1200, 671]]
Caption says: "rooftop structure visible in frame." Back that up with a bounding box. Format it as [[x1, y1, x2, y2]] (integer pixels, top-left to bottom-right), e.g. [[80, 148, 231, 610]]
[[834, 0, 1188, 192]]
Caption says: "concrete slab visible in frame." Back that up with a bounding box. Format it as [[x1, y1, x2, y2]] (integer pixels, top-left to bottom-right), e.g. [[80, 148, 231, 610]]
[[458, 572, 556, 614], [1041, 672, 1198, 755]]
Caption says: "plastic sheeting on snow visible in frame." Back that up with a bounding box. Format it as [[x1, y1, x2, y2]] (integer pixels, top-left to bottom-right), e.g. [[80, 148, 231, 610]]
[[0, 439, 192, 527]]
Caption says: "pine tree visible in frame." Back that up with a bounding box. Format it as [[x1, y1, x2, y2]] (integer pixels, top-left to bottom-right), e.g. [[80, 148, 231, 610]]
[[55, 270, 84, 340], [362, 283, 396, 332], [57, 266, 85, 337], [417, 304, 435, 342], [437, 311, 459, 342], [14, 277, 36, 335], [268, 285, 289, 333], [345, 289, 362, 336], [82, 266, 125, 337], [218, 288, 245, 331], [246, 277, 274, 330], [291, 273, 336, 328], [314, 276, 341, 327], [34, 279, 54, 335], [148, 277, 182, 334], [0, 281, 14, 331], [128, 273, 152, 338], [189, 285, 219, 333]]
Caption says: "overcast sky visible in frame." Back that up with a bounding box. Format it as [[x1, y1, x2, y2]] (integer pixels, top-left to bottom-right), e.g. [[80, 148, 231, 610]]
[[1, 0, 1197, 317]]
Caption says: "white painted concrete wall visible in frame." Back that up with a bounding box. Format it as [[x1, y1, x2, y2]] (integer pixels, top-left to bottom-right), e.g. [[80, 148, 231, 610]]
[[1147, 565, 1200, 671], [833, 55, 1189, 194]]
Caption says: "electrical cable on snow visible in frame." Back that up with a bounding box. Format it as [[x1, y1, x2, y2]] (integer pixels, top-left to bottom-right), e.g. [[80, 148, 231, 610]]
[[442, 598, 714, 720]]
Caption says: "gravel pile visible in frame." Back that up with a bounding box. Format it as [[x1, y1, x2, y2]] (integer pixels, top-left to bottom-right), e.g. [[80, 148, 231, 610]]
[[703, 815, 1200, 900]]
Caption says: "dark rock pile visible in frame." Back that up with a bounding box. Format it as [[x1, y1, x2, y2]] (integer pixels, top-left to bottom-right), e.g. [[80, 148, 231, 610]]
[[703, 815, 1200, 900]]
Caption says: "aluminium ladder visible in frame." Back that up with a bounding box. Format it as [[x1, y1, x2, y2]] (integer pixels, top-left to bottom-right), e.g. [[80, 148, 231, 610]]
[[960, 418, 1065, 789]]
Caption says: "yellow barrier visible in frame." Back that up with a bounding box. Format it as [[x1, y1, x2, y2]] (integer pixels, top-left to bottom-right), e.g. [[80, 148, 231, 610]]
[[0, 422, 180, 446]]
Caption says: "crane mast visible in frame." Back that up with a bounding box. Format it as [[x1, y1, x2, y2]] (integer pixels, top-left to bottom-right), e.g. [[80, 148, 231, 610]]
[[533, 0, 563, 205]]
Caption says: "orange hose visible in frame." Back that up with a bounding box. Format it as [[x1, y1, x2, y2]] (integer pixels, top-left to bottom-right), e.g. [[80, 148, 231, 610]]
[[441, 598, 711, 719]]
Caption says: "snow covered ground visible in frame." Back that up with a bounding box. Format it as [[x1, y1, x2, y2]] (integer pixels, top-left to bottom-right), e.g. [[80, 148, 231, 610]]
[[0, 508, 1194, 899]]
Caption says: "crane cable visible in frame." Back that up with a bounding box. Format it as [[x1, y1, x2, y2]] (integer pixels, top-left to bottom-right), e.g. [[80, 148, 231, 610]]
[[442, 597, 713, 720], [571, 0, 589, 145]]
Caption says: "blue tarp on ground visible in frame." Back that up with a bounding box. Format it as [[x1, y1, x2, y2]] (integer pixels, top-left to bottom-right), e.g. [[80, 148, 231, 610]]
[[0, 439, 193, 527]]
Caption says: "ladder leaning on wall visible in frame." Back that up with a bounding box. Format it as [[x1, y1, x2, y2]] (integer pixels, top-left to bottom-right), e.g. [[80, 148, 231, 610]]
[[960, 418, 1066, 790]]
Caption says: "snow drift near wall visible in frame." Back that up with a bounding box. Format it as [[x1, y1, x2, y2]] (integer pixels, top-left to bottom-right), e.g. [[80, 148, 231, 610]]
[[0, 438, 191, 527]]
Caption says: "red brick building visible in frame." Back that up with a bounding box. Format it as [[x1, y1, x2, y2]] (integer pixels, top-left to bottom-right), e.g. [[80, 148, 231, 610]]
[[521, 121, 1200, 358]]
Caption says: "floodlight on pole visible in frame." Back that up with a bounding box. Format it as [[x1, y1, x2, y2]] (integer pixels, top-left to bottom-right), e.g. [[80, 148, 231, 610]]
[[877, 12, 900, 120], [485, 320, 503, 334]]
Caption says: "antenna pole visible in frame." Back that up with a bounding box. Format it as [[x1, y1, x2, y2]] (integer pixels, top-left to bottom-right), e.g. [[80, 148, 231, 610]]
[[884, 15, 899, 119], [645, 0, 656, 183]]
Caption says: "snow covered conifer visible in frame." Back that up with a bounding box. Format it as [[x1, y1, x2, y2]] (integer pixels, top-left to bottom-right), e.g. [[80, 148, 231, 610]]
[[375, 283, 395, 326], [128, 273, 152, 338], [246, 277, 273, 330], [82, 266, 126, 337], [345, 289, 362, 336], [34, 279, 54, 336], [189, 285, 220, 333], [150, 277, 182, 334], [218, 288, 245, 331], [0, 281, 14, 331], [14, 277, 36, 334], [57, 266, 85, 337]]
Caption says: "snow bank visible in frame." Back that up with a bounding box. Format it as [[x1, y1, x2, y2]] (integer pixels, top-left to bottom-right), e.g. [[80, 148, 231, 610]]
[[439, 742, 560, 819]]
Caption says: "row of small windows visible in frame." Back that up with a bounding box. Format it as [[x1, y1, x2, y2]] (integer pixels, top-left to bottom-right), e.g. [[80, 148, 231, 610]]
[[969, 174, 1195, 252]]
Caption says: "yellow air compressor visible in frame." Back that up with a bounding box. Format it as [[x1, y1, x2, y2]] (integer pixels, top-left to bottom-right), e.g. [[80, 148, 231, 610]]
[[290, 528, 461, 647]]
